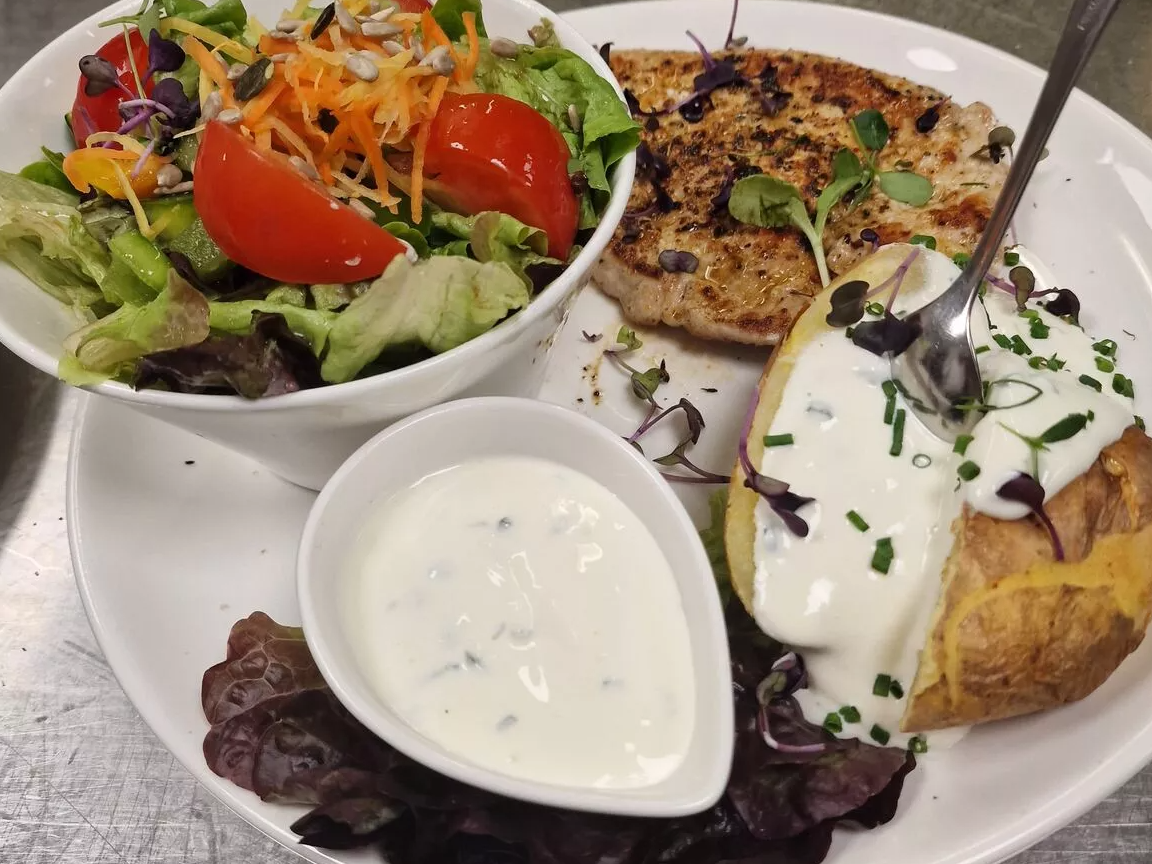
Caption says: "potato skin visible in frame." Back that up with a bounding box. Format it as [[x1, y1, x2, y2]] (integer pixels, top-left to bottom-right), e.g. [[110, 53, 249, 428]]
[[725, 245, 1152, 733], [903, 426, 1152, 731]]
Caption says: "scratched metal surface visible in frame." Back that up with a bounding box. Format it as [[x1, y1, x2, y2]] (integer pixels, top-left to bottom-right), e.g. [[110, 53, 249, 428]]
[[1, 0, 1151, 862]]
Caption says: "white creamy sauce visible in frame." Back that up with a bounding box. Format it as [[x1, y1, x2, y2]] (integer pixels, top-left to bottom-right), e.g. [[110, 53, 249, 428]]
[[344, 455, 696, 789], [752, 247, 1136, 747]]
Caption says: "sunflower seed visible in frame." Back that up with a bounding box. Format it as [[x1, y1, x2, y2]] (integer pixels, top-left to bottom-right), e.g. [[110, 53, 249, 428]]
[[567, 104, 582, 134], [234, 58, 273, 101], [349, 198, 375, 219], [155, 164, 184, 188], [360, 20, 402, 38], [270, 52, 293, 63], [334, 3, 361, 34], [289, 155, 320, 180], [201, 90, 223, 121], [157, 180, 194, 195], [490, 37, 519, 58], [411, 37, 425, 61], [380, 40, 405, 56], [369, 6, 395, 20], [275, 18, 305, 33], [226, 62, 249, 81], [216, 107, 243, 125], [344, 51, 379, 82], [420, 45, 455, 76]]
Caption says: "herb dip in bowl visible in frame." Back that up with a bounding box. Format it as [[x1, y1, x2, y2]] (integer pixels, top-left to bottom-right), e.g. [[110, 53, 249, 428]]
[[297, 397, 733, 816]]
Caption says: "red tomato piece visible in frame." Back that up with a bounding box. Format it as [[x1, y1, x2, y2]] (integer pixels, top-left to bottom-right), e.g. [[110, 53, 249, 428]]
[[395, 0, 432, 9], [72, 30, 152, 146], [194, 122, 406, 285], [424, 93, 578, 260]]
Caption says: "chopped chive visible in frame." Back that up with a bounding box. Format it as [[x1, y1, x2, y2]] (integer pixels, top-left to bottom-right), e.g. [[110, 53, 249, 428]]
[[823, 712, 843, 734], [1018, 309, 1040, 320], [883, 394, 896, 425], [957, 460, 981, 481], [953, 434, 974, 456], [1048, 354, 1066, 371], [1093, 339, 1118, 358], [1078, 374, 1102, 392], [1030, 320, 1050, 339], [1004, 251, 1020, 266], [889, 679, 905, 699], [993, 333, 1013, 350], [865, 301, 885, 317], [839, 705, 861, 723], [870, 724, 891, 745], [890, 409, 906, 456], [881, 380, 898, 398], [764, 433, 795, 447], [909, 735, 928, 754], [1095, 356, 1115, 373], [952, 252, 972, 268], [975, 345, 991, 355], [909, 234, 937, 250], [912, 453, 932, 468], [871, 537, 894, 574], [1009, 335, 1032, 356], [873, 674, 893, 697], [1028, 356, 1047, 370], [847, 510, 870, 532], [1113, 374, 1135, 398], [1136, 415, 1146, 432]]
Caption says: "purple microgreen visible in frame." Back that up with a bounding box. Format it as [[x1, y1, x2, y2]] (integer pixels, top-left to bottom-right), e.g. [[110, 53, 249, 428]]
[[598, 42, 612, 65], [1043, 288, 1081, 324], [636, 142, 672, 181], [737, 388, 814, 537], [581, 330, 601, 343], [758, 89, 792, 116], [724, 0, 742, 48], [685, 30, 716, 72], [851, 314, 918, 358], [611, 325, 641, 353], [756, 651, 809, 703], [658, 249, 699, 274], [146, 30, 186, 76], [630, 360, 670, 405], [826, 279, 869, 327], [997, 473, 1064, 561], [865, 247, 920, 306], [130, 138, 158, 180], [115, 108, 157, 137], [655, 443, 729, 484], [861, 227, 880, 252], [757, 704, 826, 755], [1008, 265, 1036, 312], [79, 54, 132, 98]]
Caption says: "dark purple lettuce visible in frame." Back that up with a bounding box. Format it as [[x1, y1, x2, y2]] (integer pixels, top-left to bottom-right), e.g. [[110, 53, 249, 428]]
[[133, 313, 322, 398], [202, 610, 914, 863]]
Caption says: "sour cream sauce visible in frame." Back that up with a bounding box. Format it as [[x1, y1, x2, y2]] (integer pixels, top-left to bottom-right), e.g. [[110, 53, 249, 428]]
[[753, 248, 1136, 747], [344, 455, 696, 789]]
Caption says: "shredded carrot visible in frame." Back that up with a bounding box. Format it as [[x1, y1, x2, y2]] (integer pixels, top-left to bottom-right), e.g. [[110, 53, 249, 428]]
[[461, 13, 480, 82], [183, 38, 232, 97], [320, 120, 352, 162], [244, 80, 288, 125], [421, 11, 451, 50], [349, 107, 388, 194], [409, 119, 433, 225], [259, 34, 297, 56], [161, 19, 254, 64]]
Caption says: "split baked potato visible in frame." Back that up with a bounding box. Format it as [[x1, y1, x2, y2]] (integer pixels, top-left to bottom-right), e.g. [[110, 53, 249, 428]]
[[726, 245, 1152, 732]]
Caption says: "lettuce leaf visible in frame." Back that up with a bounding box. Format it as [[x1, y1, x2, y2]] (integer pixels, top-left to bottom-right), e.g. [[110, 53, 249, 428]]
[[700, 489, 731, 605], [474, 45, 639, 228], [208, 299, 336, 355], [431, 0, 486, 41], [430, 210, 567, 290], [18, 148, 73, 195], [320, 256, 529, 384], [59, 270, 210, 384]]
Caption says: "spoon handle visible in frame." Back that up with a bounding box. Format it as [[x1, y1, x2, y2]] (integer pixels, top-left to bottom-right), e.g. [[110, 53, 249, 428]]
[[961, 0, 1121, 293]]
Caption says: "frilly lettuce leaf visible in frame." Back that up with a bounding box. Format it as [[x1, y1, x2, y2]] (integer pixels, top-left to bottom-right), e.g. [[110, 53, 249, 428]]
[[208, 299, 336, 355], [430, 0, 486, 41], [59, 269, 210, 384], [320, 255, 529, 384], [430, 210, 567, 290]]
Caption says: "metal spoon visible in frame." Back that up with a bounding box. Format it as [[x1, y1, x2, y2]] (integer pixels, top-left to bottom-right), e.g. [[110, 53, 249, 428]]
[[891, 0, 1121, 442]]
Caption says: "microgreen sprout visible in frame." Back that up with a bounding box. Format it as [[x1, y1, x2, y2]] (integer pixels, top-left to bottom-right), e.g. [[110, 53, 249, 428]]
[[997, 473, 1064, 560], [737, 388, 815, 537]]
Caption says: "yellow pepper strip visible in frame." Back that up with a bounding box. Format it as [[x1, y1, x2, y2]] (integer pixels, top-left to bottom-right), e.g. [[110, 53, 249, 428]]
[[160, 18, 255, 64], [62, 148, 165, 201]]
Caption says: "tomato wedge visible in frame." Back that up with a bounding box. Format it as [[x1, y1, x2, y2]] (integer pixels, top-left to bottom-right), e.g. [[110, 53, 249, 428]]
[[72, 30, 152, 146], [424, 94, 578, 260], [395, 0, 432, 9], [194, 122, 406, 285]]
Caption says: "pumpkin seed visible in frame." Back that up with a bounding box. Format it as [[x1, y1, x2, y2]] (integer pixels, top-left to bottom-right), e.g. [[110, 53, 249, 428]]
[[289, 155, 320, 180], [216, 107, 243, 125], [344, 51, 379, 82], [226, 62, 249, 81], [490, 37, 519, 58], [360, 20, 402, 38], [310, 3, 336, 39], [157, 181, 195, 195], [334, 3, 361, 34], [234, 58, 274, 101], [156, 164, 184, 188], [201, 90, 223, 122]]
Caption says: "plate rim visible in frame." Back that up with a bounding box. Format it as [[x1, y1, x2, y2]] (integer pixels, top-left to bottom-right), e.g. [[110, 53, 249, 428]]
[[64, 2, 1152, 863]]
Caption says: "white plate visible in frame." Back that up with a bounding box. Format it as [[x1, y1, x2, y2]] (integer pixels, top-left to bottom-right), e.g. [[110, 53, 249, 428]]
[[66, 1, 1152, 864]]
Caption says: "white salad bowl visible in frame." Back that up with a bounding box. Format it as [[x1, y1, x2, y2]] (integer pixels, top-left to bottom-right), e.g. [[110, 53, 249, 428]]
[[0, 0, 635, 491], [297, 396, 735, 817]]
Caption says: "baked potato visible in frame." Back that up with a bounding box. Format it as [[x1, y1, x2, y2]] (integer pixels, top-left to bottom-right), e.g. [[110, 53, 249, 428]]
[[726, 244, 1152, 733]]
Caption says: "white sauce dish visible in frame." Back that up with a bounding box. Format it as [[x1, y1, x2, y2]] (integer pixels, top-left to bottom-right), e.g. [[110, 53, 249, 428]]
[[297, 397, 733, 817]]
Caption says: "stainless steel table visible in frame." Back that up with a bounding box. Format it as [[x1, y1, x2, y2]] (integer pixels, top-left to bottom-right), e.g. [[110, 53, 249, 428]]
[[1, 0, 1150, 861]]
